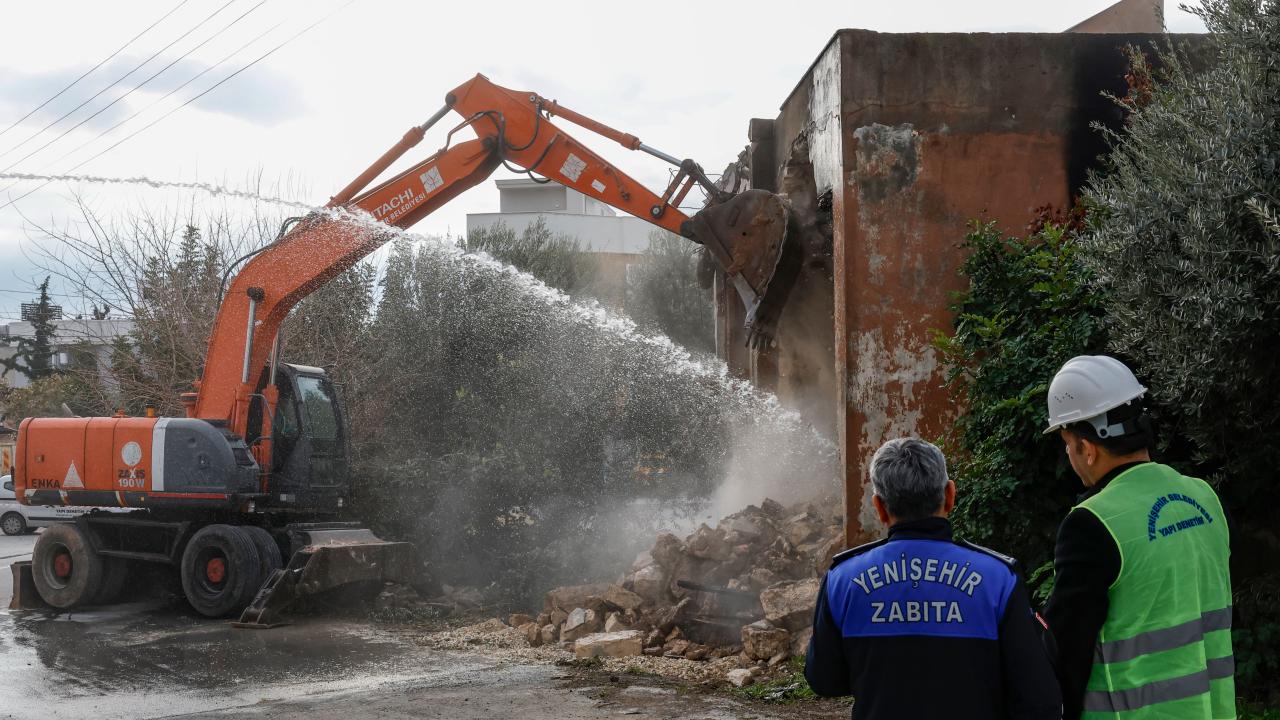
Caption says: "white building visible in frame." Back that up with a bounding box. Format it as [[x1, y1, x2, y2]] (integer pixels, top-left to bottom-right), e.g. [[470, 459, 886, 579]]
[[467, 178, 658, 255], [466, 178, 670, 308], [0, 317, 134, 389]]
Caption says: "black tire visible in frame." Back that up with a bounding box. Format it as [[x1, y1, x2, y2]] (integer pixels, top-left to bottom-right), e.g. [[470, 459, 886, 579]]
[[95, 558, 129, 604], [31, 523, 104, 609], [240, 525, 283, 589], [180, 524, 261, 617], [1, 511, 26, 536]]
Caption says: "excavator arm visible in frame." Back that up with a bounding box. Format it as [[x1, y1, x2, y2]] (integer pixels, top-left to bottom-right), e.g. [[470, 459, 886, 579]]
[[193, 74, 799, 451]]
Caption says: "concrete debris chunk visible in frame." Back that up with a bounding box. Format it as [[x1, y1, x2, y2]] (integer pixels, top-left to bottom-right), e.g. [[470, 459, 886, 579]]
[[742, 621, 791, 660], [508, 613, 534, 628], [602, 585, 644, 611], [629, 564, 668, 603], [789, 625, 814, 657], [574, 630, 644, 659], [760, 578, 821, 631], [649, 533, 684, 570], [560, 607, 601, 643], [519, 621, 541, 647], [726, 668, 756, 687], [544, 583, 612, 614], [523, 496, 840, 664]]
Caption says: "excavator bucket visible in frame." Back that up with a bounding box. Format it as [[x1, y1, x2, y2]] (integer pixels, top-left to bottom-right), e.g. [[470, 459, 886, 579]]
[[234, 523, 414, 629], [684, 189, 802, 348]]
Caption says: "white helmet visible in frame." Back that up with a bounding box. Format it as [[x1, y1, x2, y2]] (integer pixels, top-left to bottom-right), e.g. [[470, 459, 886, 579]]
[[1043, 355, 1147, 437]]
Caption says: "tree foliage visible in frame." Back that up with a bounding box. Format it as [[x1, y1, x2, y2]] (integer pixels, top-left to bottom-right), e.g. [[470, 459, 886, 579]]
[[464, 218, 598, 297], [351, 239, 741, 603], [1079, 0, 1280, 697], [0, 277, 59, 382], [937, 220, 1109, 579], [626, 231, 715, 355], [1081, 1, 1280, 525]]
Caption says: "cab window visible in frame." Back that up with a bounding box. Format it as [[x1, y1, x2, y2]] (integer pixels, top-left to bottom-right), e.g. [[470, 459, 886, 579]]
[[296, 376, 340, 445]]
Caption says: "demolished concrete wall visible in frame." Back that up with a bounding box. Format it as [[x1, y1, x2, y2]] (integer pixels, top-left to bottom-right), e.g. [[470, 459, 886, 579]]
[[717, 30, 1192, 545]]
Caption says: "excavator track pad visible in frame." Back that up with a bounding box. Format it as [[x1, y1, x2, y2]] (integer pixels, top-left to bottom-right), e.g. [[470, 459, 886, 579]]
[[684, 190, 802, 348], [234, 523, 414, 629]]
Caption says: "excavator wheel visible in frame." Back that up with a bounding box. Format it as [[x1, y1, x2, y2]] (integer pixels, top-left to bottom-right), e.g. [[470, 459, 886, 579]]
[[181, 524, 262, 618], [240, 526, 283, 582], [31, 523, 105, 609]]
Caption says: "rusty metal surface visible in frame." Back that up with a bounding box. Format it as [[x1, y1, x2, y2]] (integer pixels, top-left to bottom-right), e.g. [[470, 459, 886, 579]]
[[9, 561, 48, 610], [235, 527, 415, 629], [686, 190, 800, 347]]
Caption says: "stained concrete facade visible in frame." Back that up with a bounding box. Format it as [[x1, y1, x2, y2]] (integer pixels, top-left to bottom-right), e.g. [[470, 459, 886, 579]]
[[718, 30, 1189, 546]]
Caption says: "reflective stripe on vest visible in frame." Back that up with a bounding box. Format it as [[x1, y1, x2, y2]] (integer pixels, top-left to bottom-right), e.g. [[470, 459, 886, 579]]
[[1075, 463, 1235, 720]]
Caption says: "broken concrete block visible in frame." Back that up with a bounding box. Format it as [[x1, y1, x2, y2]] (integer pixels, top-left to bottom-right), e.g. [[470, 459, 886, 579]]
[[540, 624, 557, 646], [544, 583, 612, 614], [683, 643, 711, 661], [471, 618, 509, 634], [742, 621, 791, 661], [550, 609, 568, 627], [535, 612, 550, 627], [747, 567, 781, 590], [519, 621, 541, 647], [630, 564, 668, 603], [663, 639, 691, 657], [630, 550, 655, 572], [789, 626, 813, 657], [560, 607, 601, 643], [650, 533, 684, 570], [602, 585, 644, 611], [768, 652, 789, 667], [575, 630, 643, 659], [760, 579, 821, 631], [726, 668, 756, 687], [786, 520, 819, 546], [761, 498, 786, 517], [688, 524, 732, 561], [604, 612, 628, 633], [644, 629, 664, 648], [508, 613, 534, 628]]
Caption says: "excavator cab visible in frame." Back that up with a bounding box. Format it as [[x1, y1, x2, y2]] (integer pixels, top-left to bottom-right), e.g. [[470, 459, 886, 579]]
[[245, 364, 350, 513], [262, 364, 350, 513]]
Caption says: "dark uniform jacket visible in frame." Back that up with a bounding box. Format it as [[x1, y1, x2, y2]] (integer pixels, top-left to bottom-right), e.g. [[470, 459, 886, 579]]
[[805, 517, 1062, 720]]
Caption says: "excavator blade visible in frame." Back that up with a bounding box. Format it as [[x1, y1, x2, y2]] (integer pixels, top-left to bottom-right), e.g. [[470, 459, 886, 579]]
[[234, 523, 415, 629], [684, 190, 802, 348]]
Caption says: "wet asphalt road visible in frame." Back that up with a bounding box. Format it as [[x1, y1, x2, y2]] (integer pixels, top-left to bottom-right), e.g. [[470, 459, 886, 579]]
[[0, 533, 793, 719]]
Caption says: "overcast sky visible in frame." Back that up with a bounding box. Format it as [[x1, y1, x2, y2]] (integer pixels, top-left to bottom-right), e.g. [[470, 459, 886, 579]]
[[0, 0, 1207, 320]]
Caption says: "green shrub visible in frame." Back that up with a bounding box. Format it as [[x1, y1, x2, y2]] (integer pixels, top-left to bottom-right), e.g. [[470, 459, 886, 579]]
[[936, 220, 1109, 584]]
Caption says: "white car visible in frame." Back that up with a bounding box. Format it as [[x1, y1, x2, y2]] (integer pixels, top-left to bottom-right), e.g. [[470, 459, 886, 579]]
[[0, 474, 132, 535]]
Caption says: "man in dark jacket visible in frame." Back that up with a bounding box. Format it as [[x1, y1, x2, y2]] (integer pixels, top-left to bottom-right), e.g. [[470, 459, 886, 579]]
[[1042, 356, 1234, 719], [805, 437, 1062, 720]]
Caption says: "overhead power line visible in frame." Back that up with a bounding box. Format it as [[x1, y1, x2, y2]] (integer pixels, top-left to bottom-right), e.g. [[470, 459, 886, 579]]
[[0, 0, 269, 177], [0, 0, 194, 141], [0, 0, 356, 213], [14, 15, 286, 187], [0, 0, 239, 164]]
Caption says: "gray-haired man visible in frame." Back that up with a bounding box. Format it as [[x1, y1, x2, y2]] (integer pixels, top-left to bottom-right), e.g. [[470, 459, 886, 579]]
[[805, 438, 1061, 720]]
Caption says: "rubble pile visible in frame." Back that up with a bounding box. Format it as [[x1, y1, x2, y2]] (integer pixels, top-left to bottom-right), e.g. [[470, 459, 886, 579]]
[[504, 497, 844, 681]]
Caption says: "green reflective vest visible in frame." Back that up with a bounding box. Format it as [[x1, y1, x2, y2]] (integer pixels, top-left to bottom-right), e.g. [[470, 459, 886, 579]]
[[1076, 462, 1234, 720]]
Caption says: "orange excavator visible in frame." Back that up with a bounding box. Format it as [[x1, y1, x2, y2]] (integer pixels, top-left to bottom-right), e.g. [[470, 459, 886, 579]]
[[10, 75, 800, 627]]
